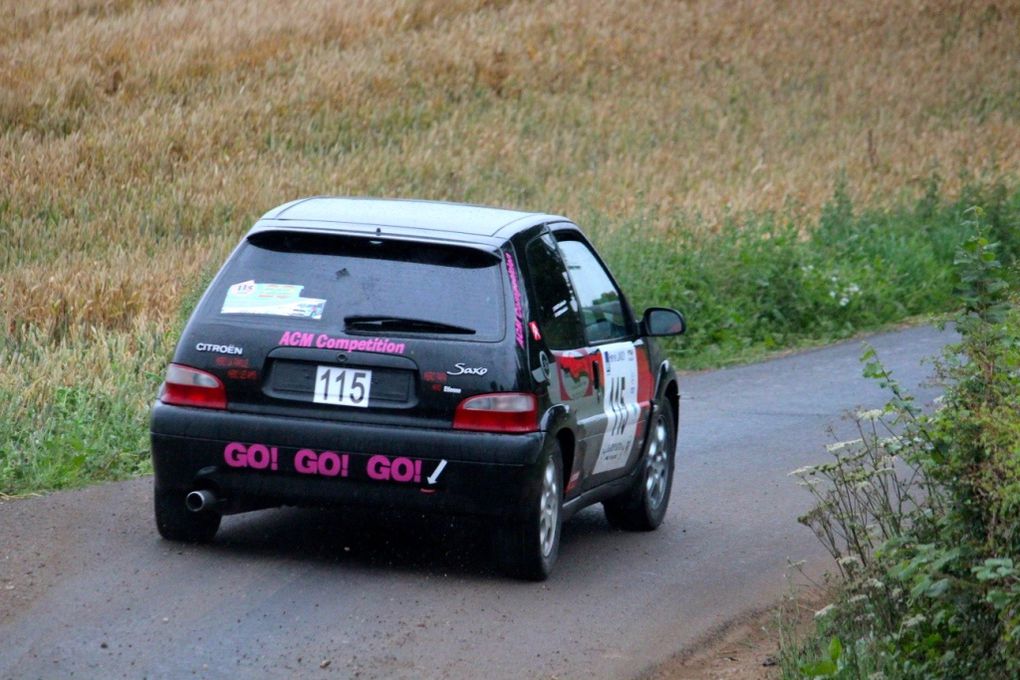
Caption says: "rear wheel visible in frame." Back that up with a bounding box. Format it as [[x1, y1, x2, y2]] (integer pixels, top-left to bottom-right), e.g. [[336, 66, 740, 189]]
[[495, 449, 562, 581], [603, 400, 676, 531], [154, 486, 221, 543]]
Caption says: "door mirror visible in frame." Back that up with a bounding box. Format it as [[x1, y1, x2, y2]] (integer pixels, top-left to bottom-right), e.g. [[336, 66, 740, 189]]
[[642, 307, 686, 337]]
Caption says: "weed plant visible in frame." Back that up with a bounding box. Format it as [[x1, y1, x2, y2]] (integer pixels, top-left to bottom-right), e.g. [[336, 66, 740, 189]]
[[785, 225, 1020, 678]]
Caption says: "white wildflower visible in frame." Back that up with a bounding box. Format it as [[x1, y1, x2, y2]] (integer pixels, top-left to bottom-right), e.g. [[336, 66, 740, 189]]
[[837, 555, 862, 568], [866, 578, 885, 590], [856, 408, 884, 421], [788, 465, 818, 477], [902, 613, 926, 629], [814, 604, 837, 620], [829, 290, 837, 298], [839, 296, 850, 307], [847, 283, 861, 294], [826, 438, 863, 452], [848, 594, 869, 605]]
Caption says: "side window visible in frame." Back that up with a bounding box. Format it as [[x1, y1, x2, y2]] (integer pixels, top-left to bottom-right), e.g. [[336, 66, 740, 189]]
[[524, 235, 586, 350], [556, 238, 631, 344]]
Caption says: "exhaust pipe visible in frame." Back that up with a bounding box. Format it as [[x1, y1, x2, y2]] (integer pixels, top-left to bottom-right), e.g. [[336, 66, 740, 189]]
[[186, 489, 219, 513]]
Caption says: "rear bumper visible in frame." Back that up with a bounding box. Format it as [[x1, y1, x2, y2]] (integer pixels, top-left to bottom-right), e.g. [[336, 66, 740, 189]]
[[150, 402, 545, 518]]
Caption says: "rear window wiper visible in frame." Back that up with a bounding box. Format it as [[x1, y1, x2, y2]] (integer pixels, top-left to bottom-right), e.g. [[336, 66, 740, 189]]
[[344, 315, 476, 335]]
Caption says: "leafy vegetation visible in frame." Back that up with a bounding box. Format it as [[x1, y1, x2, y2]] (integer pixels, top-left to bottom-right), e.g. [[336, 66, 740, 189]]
[[784, 225, 1020, 678], [598, 178, 1020, 368], [2, 0, 1019, 494]]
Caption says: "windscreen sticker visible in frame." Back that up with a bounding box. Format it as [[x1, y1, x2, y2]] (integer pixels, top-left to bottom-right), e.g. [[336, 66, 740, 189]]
[[221, 280, 326, 320], [592, 342, 641, 475]]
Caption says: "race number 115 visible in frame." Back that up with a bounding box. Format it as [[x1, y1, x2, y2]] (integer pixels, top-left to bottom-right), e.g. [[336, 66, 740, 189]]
[[313, 366, 371, 408]]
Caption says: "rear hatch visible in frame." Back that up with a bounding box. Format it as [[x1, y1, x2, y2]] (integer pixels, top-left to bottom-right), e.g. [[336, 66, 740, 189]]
[[174, 230, 514, 427]]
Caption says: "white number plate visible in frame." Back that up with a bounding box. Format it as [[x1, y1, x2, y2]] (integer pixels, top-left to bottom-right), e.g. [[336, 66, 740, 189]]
[[313, 366, 372, 408]]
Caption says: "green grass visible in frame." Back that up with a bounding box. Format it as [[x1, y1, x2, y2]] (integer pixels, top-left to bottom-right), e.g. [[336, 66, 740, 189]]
[[2, 178, 1018, 497], [594, 177, 1020, 368]]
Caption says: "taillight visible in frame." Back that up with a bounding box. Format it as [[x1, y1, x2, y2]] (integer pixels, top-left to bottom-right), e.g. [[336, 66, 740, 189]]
[[453, 393, 539, 433], [160, 363, 227, 410]]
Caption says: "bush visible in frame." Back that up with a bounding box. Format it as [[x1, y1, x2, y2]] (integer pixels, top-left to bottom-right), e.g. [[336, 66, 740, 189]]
[[787, 221, 1020, 678], [591, 178, 1020, 369]]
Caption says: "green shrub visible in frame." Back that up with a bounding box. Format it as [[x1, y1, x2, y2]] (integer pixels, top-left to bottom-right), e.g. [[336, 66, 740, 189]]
[[592, 178, 1020, 369], [786, 225, 1020, 678]]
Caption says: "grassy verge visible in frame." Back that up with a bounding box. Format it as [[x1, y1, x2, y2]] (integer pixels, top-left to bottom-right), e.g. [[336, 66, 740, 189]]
[[597, 177, 1020, 369], [780, 232, 1020, 678], [2, 180, 1018, 497], [2, 0, 1018, 495]]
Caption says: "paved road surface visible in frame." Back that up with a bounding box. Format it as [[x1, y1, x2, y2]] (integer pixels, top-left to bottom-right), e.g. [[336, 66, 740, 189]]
[[0, 325, 954, 679]]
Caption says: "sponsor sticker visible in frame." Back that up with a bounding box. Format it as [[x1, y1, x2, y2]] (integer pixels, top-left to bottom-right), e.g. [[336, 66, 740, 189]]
[[221, 280, 326, 320], [222, 443, 447, 486], [278, 331, 405, 354], [592, 342, 641, 474]]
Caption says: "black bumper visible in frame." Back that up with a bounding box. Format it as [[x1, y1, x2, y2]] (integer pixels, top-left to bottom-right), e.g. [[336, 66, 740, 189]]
[[150, 402, 545, 518]]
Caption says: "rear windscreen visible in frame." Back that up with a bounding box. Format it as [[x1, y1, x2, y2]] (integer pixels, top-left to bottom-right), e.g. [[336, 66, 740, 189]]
[[199, 231, 505, 341]]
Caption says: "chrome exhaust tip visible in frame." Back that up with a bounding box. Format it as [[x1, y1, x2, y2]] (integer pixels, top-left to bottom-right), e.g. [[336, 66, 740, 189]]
[[185, 489, 218, 513]]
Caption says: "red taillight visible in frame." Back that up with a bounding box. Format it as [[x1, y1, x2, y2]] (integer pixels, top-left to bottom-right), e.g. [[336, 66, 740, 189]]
[[453, 392, 539, 433], [160, 363, 227, 410]]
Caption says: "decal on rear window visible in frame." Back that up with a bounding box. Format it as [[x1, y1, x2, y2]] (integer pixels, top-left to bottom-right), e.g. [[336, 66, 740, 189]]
[[220, 280, 326, 320]]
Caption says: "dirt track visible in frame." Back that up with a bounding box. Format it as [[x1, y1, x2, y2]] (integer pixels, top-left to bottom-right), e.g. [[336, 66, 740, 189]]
[[0, 325, 952, 679]]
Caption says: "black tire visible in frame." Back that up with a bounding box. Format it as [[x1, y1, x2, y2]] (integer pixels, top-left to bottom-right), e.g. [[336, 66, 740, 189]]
[[154, 486, 221, 543], [603, 400, 676, 531], [495, 449, 562, 581]]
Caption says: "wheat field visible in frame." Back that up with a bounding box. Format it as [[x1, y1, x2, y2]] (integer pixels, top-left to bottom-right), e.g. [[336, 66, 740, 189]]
[[1, 0, 1019, 490]]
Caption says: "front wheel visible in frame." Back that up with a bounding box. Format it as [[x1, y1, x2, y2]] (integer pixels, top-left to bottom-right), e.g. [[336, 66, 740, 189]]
[[603, 400, 676, 531], [495, 449, 562, 581]]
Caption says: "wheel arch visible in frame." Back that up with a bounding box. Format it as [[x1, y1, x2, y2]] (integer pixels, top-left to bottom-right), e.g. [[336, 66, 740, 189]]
[[555, 427, 576, 494], [654, 360, 679, 432], [664, 377, 679, 432]]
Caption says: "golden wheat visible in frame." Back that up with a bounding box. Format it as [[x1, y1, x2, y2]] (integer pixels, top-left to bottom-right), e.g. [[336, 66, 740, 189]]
[[1, 0, 1018, 371]]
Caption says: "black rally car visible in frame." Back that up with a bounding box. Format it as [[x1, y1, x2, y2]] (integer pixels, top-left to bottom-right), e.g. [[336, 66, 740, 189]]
[[151, 197, 686, 579]]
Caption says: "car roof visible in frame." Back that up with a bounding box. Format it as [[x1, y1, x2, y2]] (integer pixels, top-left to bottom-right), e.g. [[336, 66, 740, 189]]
[[250, 197, 569, 249]]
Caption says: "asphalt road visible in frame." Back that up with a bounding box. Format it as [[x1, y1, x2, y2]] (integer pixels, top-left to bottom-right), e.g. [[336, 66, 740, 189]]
[[0, 324, 954, 680]]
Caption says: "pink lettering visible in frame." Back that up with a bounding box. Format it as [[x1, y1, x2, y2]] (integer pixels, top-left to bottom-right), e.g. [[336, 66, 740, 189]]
[[505, 252, 525, 348], [366, 454, 390, 481], [224, 442, 247, 467], [294, 448, 317, 474], [317, 451, 342, 477], [247, 444, 270, 469], [365, 455, 422, 483], [224, 442, 279, 470], [278, 332, 406, 354], [293, 449, 349, 477]]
